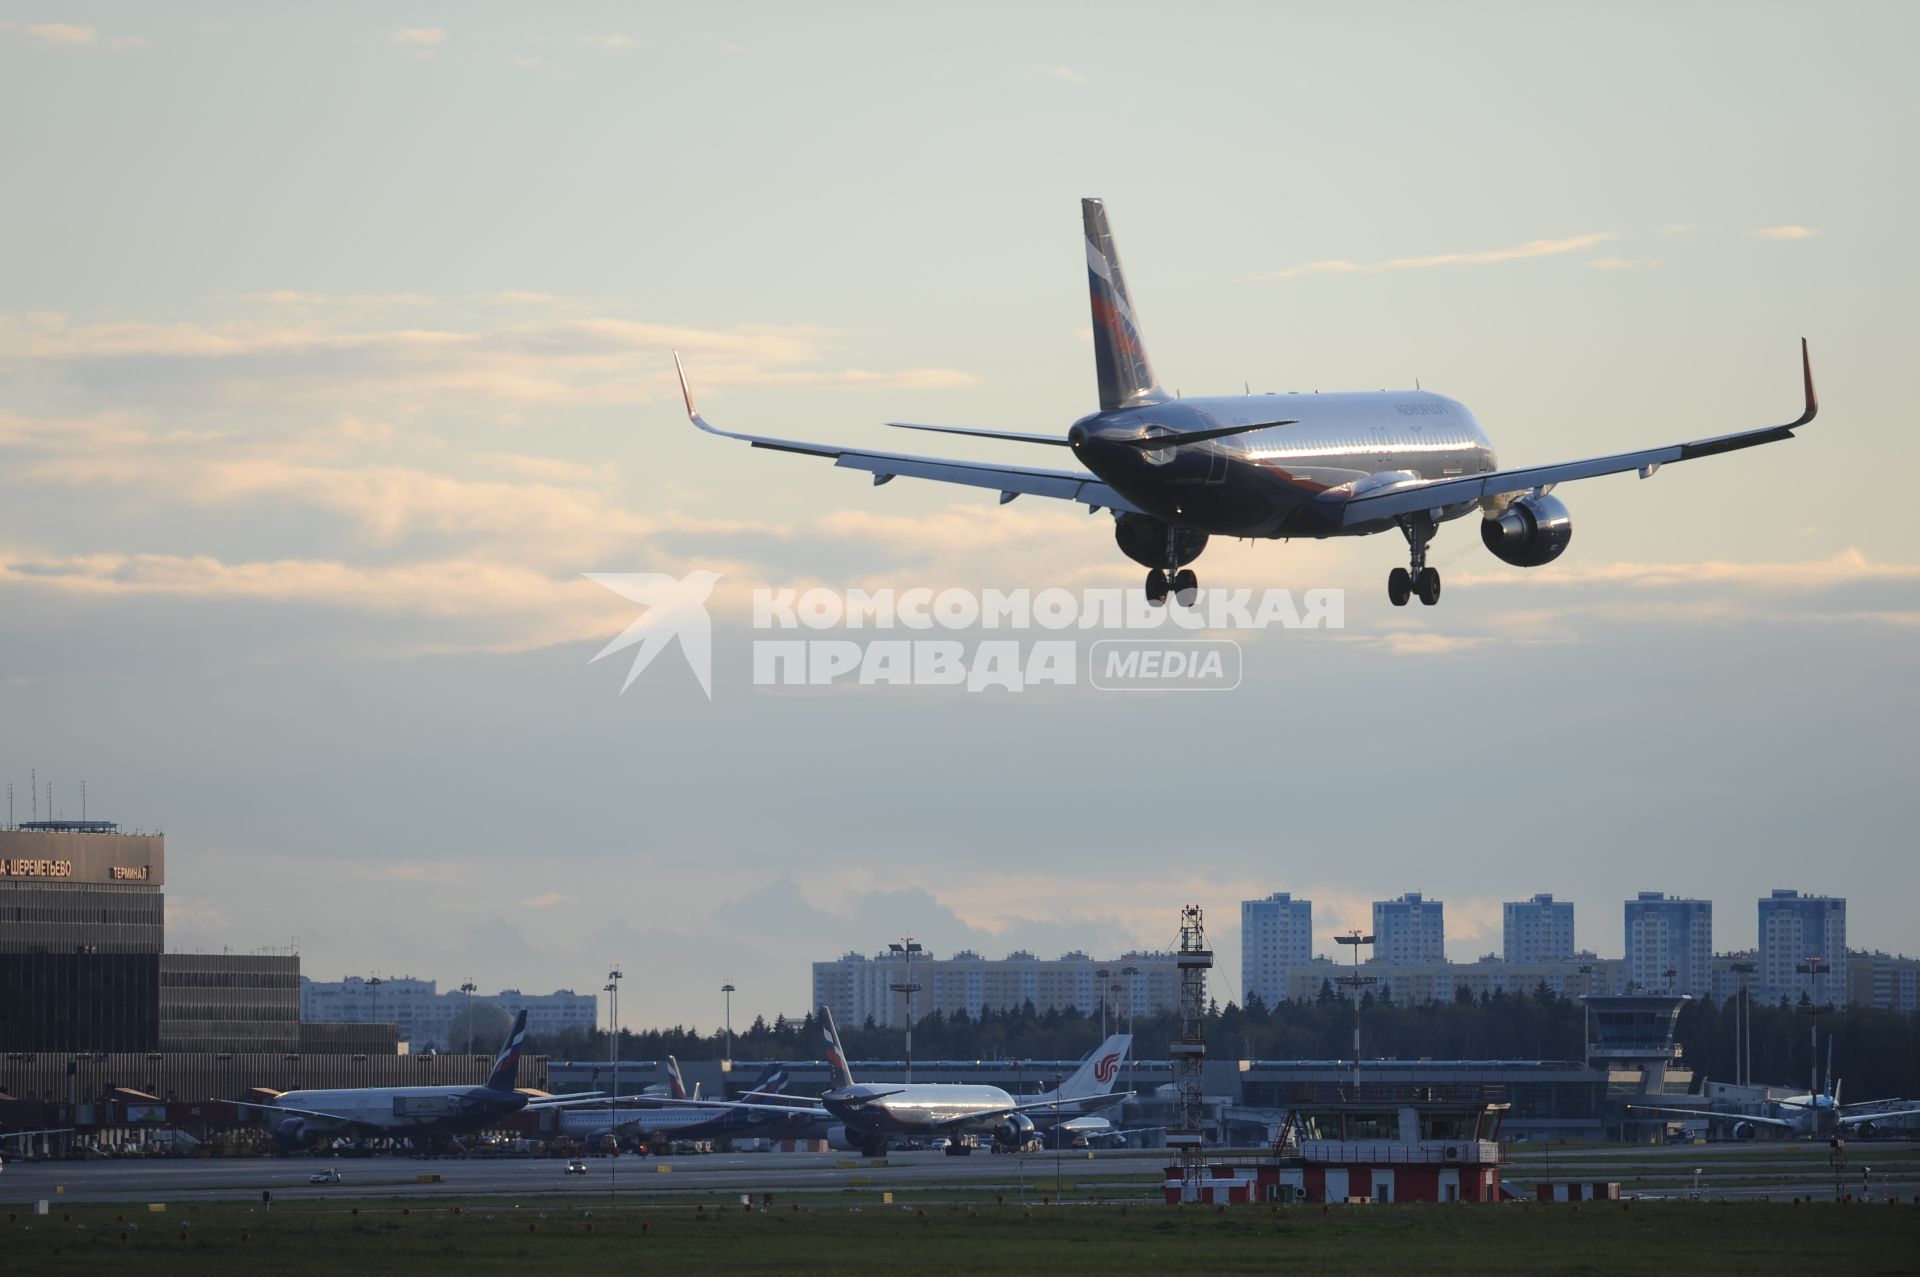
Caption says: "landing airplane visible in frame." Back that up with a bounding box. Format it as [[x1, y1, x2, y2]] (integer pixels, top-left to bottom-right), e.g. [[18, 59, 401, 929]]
[[233, 1011, 603, 1149], [1630, 1030, 1920, 1139], [675, 198, 1815, 607]]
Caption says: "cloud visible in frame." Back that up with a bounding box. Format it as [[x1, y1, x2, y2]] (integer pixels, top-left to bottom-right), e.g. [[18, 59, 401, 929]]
[[0, 304, 976, 411], [520, 892, 569, 909], [1246, 232, 1619, 282], [1587, 257, 1660, 271], [1032, 64, 1087, 87], [1753, 225, 1819, 240], [25, 22, 97, 44], [583, 34, 639, 50], [390, 27, 445, 50]]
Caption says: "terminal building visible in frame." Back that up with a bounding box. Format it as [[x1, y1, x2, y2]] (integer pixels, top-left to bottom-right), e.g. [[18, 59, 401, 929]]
[[0, 821, 543, 1150]]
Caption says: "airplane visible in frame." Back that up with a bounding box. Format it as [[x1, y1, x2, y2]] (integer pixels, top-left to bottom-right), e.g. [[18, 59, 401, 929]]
[[232, 1010, 604, 1150], [1630, 1030, 1920, 1139], [653, 1010, 1133, 1156], [673, 197, 1816, 608], [558, 1061, 798, 1148]]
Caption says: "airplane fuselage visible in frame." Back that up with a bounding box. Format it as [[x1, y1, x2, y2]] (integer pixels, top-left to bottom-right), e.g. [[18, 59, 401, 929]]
[[825, 1083, 1020, 1136], [1069, 391, 1499, 539], [272, 1085, 526, 1140], [560, 1099, 805, 1143]]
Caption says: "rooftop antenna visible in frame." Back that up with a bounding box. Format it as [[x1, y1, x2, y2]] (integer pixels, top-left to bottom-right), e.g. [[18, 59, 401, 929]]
[[6, 782, 12, 828], [30, 768, 36, 822]]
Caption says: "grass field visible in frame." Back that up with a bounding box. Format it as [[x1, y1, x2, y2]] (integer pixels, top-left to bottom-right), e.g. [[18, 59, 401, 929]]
[[4, 1197, 1915, 1275]]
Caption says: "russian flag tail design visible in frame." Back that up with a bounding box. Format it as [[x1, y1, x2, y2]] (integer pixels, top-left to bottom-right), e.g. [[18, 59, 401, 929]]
[[1083, 198, 1166, 412], [485, 1010, 529, 1091]]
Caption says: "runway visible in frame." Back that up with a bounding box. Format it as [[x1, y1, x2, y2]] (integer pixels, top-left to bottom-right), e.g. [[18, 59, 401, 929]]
[[1, 1148, 1161, 1206], [7, 1141, 1915, 1207]]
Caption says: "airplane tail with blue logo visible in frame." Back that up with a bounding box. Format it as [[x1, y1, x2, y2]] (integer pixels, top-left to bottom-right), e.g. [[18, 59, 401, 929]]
[[1083, 198, 1166, 412], [742, 1060, 791, 1098], [818, 1006, 856, 1090], [485, 1010, 529, 1091], [667, 1056, 690, 1101]]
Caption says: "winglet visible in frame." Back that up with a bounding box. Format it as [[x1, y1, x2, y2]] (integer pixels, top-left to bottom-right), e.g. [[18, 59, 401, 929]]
[[1792, 337, 1818, 429], [672, 350, 699, 421]]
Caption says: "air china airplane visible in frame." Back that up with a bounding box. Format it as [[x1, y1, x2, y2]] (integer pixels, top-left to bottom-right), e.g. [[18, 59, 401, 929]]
[[233, 1011, 603, 1149], [675, 198, 1816, 607]]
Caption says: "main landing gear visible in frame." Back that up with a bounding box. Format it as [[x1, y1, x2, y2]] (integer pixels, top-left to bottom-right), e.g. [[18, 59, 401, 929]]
[[1388, 517, 1442, 607], [1145, 567, 1199, 608]]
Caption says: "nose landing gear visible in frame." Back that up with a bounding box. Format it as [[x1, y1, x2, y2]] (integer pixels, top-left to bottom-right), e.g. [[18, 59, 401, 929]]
[[1389, 517, 1442, 606]]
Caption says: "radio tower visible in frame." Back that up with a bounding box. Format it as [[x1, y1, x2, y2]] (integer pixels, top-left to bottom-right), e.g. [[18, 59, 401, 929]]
[[1167, 904, 1212, 1202]]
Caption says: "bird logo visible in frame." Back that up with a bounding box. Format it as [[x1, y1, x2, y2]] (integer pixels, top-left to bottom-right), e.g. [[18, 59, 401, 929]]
[[584, 570, 723, 698]]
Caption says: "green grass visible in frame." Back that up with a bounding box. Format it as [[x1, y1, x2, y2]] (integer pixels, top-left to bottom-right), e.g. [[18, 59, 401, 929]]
[[3, 1198, 1915, 1275]]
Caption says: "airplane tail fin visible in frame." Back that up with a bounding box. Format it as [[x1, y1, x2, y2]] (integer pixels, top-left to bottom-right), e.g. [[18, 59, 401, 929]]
[[1082, 198, 1166, 412], [747, 1060, 791, 1096], [819, 1006, 856, 1089], [485, 1010, 529, 1091], [1058, 1035, 1132, 1100], [666, 1055, 690, 1101]]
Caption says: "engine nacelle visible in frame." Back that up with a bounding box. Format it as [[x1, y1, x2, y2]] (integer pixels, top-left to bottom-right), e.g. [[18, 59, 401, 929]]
[[996, 1113, 1037, 1150], [1114, 513, 1208, 570], [274, 1117, 320, 1150], [1731, 1121, 1757, 1141], [1480, 493, 1572, 567], [1854, 1121, 1878, 1139], [824, 1125, 861, 1153]]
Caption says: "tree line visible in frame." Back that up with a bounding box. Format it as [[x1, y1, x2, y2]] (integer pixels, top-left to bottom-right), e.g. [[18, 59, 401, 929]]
[[524, 988, 1920, 1100]]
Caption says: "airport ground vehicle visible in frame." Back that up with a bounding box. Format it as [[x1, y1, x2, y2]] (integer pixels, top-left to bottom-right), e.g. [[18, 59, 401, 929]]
[[308, 1168, 342, 1184], [564, 1159, 588, 1175]]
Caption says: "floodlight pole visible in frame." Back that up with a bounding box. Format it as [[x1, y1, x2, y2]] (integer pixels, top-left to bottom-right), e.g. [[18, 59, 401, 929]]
[[888, 939, 925, 1082], [459, 981, 477, 1057], [606, 965, 623, 1200], [1729, 961, 1756, 1086], [722, 983, 736, 1065], [1334, 931, 1376, 1096]]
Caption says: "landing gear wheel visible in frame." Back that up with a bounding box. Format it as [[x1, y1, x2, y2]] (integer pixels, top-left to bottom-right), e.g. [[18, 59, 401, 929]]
[[1387, 567, 1411, 607], [1172, 568, 1199, 607], [1145, 568, 1170, 607], [1416, 566, 1442, 606]]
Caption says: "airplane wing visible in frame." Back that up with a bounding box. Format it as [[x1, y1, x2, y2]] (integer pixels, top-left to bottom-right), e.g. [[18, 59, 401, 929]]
[[523, 1094, 617, 1110], [229, 1098, 356, 1124], [1338, 340, 1816, 526], [0, 1127, 72, 1139], [673, 354, 1144, 514], [1839, 1108, 1920, 1128], [1624, 1104, 1797, 1130]]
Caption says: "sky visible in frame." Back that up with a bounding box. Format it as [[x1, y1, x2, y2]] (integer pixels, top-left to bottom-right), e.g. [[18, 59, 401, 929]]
[[2, 3, 1916, 1032]]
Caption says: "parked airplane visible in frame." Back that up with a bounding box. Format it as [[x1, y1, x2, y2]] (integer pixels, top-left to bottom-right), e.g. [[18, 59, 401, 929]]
[[559, 1061, 795, 1148], [1631, 1031, 1920, 1139], [233, 1011, 603, 1149], [642, 1016, 1134, 1156], [675, 198, 1815, 607]]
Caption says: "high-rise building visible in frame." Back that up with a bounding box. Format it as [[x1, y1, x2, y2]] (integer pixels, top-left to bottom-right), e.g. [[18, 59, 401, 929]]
[[1757, 890, 1846, 1006], [1503, 893, 1575, 963], [1373, 893, 1445, 964], [811, 949, 1180, 1030], [1623, 892, 1712, 997], [1241, 892, 1313, 1007], [298, 978, 598, 1051]]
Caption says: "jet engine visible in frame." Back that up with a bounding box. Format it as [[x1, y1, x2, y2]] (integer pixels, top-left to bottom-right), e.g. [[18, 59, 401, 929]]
[[1731, 1121, 1757, 1141], [1854, 1121, 1878, 1138], [1480, 493, 1572, 567], [1114, 513, 1208, 570], [824, 1125, 860, 1153], [274, 1117, 319, 1150], [996, 1113, 1037, 1151]]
